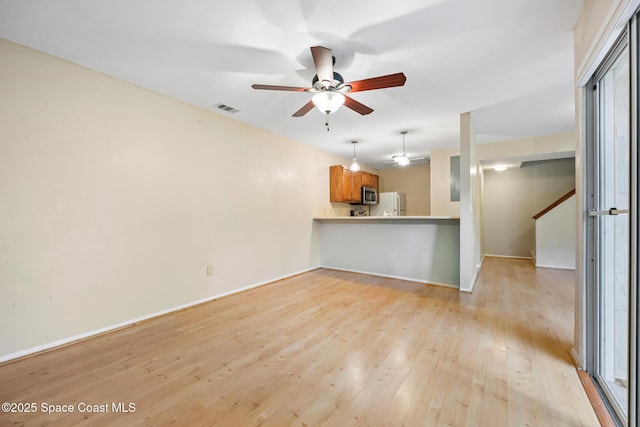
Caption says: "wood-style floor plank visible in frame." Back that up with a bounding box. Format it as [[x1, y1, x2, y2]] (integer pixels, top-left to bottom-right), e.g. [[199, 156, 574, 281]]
[[0, 258, 599, 426]]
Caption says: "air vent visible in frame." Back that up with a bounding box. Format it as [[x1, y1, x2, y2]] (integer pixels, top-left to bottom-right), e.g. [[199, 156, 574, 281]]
[[214, 103, 240, 113]]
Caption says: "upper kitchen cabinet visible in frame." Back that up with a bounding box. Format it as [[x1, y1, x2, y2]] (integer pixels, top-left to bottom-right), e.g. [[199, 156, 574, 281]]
[[361, 171, 379, 191], [329, 166, 379, 204], [330, 165, 361, 203]]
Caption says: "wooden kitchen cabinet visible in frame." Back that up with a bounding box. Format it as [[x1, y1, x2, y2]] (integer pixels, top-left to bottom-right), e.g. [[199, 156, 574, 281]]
[[361, 171, 374, 187], [361, 171, 379, 193], [348, 169, 362, 203], [329, 166, 378, 204], [330, 165, 361, 203]]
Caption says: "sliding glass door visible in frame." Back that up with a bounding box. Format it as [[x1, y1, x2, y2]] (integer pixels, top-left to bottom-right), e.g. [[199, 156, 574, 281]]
[[595, 39, 630, 419], [587, 28, 634, 424]]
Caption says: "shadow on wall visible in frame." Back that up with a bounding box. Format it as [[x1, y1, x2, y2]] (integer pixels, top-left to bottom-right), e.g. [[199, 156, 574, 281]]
[[427, 223, 460, 286]]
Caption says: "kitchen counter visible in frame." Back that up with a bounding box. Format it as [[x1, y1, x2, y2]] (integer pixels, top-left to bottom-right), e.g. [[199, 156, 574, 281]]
[[311, 216, 460, 288]]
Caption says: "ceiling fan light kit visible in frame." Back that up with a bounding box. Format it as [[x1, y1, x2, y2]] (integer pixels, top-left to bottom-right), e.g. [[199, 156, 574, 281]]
[[312, 91, 345, 114], [393, 154, 411, 166]]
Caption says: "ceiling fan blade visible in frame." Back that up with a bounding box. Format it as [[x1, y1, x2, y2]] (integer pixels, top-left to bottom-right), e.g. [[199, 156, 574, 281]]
[[292, 100, 315, 117], [252, 84, 309, 92], [343, 95, 373, 115], [346, 73, 407, 92], [311, 46, 334, 87]]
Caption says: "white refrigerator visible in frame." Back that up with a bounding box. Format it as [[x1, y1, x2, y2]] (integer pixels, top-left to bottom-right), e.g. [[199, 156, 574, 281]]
[[371, 192, 406, 216]]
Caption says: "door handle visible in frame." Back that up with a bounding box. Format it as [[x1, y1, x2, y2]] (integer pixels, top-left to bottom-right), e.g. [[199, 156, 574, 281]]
[[588, 207, 629, 216], [609, 208, 629, 215]]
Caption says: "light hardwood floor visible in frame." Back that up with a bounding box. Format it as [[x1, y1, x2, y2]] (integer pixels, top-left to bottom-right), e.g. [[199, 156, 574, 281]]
[[0, 257, 599, 426]]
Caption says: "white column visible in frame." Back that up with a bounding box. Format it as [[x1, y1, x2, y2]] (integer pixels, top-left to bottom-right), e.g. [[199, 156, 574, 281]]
[[459, 112, 481, 292]]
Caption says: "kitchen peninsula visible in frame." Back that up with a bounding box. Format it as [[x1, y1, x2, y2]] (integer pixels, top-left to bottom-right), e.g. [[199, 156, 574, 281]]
[[312, 216, 460, 288]]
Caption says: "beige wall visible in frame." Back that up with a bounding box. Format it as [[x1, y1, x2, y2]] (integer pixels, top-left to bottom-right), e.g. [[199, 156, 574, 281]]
[[478, 132, 575, 160], [574, 0, 628, 82], [574, 0, 615, 72], [378, 164, 430, 215], [429, 133, 575, 218], [0, 39, 352, 359], [483, 158, 576, 258], [430, 148, 461, 217]]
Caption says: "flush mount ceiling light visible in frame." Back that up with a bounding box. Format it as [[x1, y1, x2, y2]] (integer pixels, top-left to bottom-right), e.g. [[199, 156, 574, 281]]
[[349, 140, 360, 172], [392, 131, 411, 166], [493, 164, 509, 171]]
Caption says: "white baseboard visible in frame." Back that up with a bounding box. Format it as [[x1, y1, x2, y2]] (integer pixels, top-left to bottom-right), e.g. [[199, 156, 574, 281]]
[[0, 266, 321, 364], [460, 260, 482, 294], [535, 264, 576, 271], [569, 348, 584, 369], [319, 265, 460, 290], [484, 253, 533, 260], [468, 268, 480, 294]]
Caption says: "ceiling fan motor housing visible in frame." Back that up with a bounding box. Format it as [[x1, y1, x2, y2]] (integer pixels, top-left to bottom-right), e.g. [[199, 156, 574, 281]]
[[312, 72, 345, 91]]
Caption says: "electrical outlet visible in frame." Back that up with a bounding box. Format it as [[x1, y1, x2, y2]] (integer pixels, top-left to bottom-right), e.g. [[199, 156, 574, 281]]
[[206, 265, 213, 276]]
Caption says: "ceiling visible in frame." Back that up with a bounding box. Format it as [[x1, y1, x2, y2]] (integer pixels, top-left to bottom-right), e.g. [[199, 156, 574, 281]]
[[0, 0, 582, 169]]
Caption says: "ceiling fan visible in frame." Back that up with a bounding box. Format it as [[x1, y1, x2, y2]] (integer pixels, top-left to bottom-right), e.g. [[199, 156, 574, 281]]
[[251, 46, 406, 118], [384, 131, 428, 167]]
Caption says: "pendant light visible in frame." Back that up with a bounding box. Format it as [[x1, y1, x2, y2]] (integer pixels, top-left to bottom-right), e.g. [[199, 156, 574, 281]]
[[350, 140, 360, 172], [392, 131, 411, 166]]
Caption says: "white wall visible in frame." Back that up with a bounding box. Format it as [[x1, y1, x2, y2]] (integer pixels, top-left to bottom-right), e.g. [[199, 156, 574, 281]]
[[459, 112, 481, 292], [535, 195, 576, 269], [0, 39, 351, 360]]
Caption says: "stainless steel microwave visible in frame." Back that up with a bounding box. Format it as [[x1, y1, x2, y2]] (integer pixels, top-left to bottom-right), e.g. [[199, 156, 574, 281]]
[[361, 186, 378, 205]]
